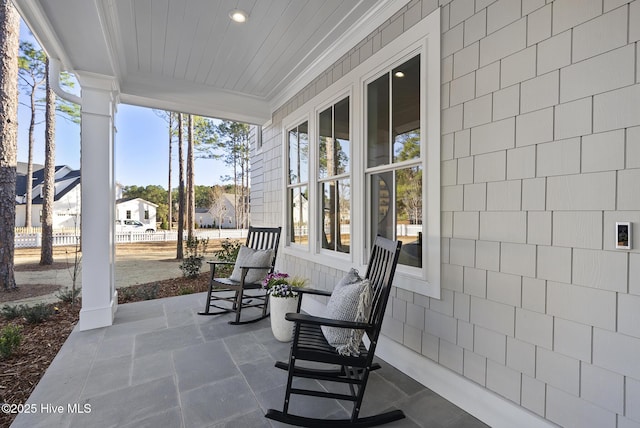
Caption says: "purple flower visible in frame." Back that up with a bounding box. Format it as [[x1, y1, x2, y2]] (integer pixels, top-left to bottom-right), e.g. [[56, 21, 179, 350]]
[[262, 272, 297, 298]]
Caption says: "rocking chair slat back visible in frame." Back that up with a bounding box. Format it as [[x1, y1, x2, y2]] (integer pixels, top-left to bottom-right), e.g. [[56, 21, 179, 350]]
[[266, 235, 404, 427], [198, 226, 281, 325], [245, 226, 281, 270]]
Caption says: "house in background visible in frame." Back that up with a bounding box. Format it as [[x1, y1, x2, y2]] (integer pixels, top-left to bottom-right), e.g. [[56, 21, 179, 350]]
[[14, 1, 640, 427], [115, 197, 157, 231], [15, 162, 81, 229], [198, 193, 243, 229], [195, 207, 214, 228], [15, 164, 157, 232]]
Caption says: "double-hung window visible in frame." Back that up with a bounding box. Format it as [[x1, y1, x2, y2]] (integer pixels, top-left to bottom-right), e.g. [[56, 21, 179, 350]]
[[366, 55, 423, 269], [287, 121, 309, 247], [318, 97, 350, 254], [281, 8, 440, 296]]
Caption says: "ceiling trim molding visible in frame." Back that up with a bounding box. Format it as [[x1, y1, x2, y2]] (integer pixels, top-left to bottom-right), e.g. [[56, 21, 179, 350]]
[[120, 74, 271, 124], [76, 70, 120, 93], [268, 0, 412, 114], [13, 0, 73, 69], [95, 0, 124, 81]]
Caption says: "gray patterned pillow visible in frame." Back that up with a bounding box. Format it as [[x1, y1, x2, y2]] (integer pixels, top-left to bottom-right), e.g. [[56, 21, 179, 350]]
[[229, 246, 274, 284], [322, 268, 372, 356]]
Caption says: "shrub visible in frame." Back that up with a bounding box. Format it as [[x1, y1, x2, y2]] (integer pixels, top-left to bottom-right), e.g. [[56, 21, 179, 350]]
[[179, 236, 209, 279], [214, 238, 241, 262], [22, 303, 54, 324], [179, 257, 203, 279], [0, 325, 22, 360], [1, 304, 23, 320], [178, 286, 195, 295], [135, 283, 160, 301], [118, 287, 136, 302], [56, 287, 81, 303]]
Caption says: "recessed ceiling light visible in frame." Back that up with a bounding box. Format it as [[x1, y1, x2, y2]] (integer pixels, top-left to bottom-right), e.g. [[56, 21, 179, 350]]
[[229, 9, 248, 23], [394, 71, 405, 78]]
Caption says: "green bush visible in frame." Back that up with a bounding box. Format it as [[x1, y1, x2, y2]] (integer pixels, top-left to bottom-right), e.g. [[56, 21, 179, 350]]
[[214, 238, 241, 262], [118, 287, 135, 302], [136, 283, 160, 301], [178, 286, 195, 295], [22, 303, 54, 324], [120, 283, 161, 301], [0, 325, 22, 360], [1, 303, 55, 323], [210, 238, 241, 277], [1, 304, 23, 320], [179, 236, 209, 279], [56, 287, 81, 303]]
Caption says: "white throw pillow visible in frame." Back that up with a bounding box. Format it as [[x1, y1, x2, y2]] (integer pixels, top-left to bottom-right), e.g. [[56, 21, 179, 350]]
[[229, 246, 274, 284], [321, 268, 372, 356]]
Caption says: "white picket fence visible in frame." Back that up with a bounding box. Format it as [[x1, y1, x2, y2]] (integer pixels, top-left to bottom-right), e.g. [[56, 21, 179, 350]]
[[14, 229, 249, 248]]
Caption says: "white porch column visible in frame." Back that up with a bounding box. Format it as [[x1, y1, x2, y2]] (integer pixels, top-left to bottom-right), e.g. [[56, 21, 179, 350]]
[[78, 74, 118, 331]]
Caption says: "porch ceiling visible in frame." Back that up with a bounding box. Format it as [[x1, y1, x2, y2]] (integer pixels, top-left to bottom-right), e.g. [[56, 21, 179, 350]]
[[14, 0, 400, 124]]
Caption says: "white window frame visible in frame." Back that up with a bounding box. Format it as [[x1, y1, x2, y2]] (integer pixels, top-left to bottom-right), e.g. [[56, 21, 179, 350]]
[[281, 8, 440, 296], [316, 90, 353, 258], [283, 113, 312, 252]]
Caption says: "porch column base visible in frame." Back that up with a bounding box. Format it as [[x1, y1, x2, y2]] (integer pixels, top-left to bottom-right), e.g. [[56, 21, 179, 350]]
[[79, 289, 117, 331]]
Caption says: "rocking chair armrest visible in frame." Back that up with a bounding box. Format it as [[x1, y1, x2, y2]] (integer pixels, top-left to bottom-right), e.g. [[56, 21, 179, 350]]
[[292, 287, 332, 297], [285, 312, 370, 330], [237, 265, 271, 270], [207, 260, 235, 266]]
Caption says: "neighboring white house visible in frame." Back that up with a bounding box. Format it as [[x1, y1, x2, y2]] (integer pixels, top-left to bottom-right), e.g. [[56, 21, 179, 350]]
[[115, 197, 157, 231], [15, 163, 81, 229], [16, 164, 157, 232], [199, 192, 243, 229]]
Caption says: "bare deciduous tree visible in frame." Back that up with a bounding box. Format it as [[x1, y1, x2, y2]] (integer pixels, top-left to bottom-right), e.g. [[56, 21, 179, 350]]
[[209, 185, 227, 235]]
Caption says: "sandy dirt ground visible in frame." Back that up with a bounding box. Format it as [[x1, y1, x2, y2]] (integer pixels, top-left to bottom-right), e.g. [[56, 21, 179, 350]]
[[10, 240, 227, 305]]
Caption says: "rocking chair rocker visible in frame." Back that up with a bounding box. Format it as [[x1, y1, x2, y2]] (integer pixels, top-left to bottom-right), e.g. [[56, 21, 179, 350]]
[[198, 226, 281, 324], [266, 235, 404, 427]]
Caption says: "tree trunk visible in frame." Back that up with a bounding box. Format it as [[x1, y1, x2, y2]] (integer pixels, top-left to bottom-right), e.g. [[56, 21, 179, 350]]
[[24, 89, 36, 228], [0, 0, 20, 290], [176, 113, 184, 259], [167, 112, 172, 230], [187, 114, 194, 240], [40, 57, 55, 265]]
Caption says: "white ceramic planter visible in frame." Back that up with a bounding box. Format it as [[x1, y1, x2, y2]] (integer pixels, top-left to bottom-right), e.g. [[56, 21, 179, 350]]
[[269, 294, 299, 342]]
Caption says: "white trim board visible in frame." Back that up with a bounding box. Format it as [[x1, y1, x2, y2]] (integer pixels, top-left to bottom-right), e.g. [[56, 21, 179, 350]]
[[299, 297, 553, 428]]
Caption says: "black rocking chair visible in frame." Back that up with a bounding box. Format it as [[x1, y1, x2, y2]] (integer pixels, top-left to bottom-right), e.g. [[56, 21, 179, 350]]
[[266, 235, 404, 427], [198, 226, 281, 324]]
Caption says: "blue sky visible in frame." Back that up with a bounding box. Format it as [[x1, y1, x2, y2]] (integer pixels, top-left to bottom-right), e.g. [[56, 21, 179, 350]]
[[17, 21, 231, 189]]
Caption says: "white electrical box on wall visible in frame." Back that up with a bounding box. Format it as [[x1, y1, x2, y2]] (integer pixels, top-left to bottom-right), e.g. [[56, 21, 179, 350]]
[[616, 222, 631, 249]]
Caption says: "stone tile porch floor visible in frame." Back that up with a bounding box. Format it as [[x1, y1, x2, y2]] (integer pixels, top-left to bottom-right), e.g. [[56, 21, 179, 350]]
[[11, 292, 489, 428]]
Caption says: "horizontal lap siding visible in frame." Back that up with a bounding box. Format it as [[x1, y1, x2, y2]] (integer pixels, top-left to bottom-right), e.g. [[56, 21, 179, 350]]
[[253, 0, 640, 426], [441, 0, 640, 425]]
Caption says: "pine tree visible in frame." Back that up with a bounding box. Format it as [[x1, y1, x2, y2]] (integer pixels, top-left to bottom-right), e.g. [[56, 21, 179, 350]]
[[176, 113, 184, 259], [39, 58, 56, 265], [0, 0, 20, 290], [186, 114, 194, 239], [17, 41, 46, 229]]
